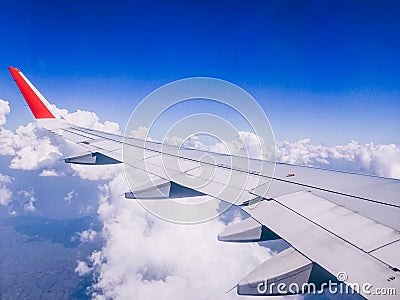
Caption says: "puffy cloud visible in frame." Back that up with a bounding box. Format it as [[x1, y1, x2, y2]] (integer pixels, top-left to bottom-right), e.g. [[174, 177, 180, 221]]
[[0, 173, 13, 206], [0, 127, 17, 156], [39, 168, 60, 177], [0, 99, 11, 126], [69, 164, 123, 181], [78, 228, 98, 243], [8, 123, 63, 170], [17, 189, 36, 212], [56, 107, 120, 134], [0, 100, 19, 156], [0, 100, 63, 169], [75, 260, 92, 276], [354, 143, 400, 178], [129, 126, 150, 140], [64, 189, 77, 204]]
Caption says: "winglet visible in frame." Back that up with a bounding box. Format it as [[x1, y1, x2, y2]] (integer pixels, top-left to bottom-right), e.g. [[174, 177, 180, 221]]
[[8, 67, 61, 119]]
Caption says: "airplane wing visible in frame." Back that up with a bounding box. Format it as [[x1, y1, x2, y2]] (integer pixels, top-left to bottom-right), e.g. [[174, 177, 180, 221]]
[[9, 67, 400, 299]]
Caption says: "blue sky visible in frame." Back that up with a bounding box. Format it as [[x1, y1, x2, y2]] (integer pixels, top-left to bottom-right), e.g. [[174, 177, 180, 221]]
[[0, 0, 399, 144]]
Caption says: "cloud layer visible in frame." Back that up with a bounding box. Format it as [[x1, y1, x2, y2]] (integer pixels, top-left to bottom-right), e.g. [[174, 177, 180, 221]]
[[83, 173, 271, 300], [0, 100, 120, 175], [276, 139, 400, 178]]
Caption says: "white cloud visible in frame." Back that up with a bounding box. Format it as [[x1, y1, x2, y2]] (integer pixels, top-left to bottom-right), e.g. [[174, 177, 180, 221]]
[[0, 100, 21, 156], [0, 173, 13, 206], [17, 189, 37, 212], [129, 126, 150, 140], [75, 260, 92, 276], [0, 99, 11, 127], [39, 168, 60, 177], [64, 189, 77, 204], [354, 143, 400, 179], [0, 126, 18, 156], [70, 164, 123, 181], [0, 101, 65, 165], [58, 107, 120, 134], [78, 229, 98, 243], [1, 121, 63, 170]]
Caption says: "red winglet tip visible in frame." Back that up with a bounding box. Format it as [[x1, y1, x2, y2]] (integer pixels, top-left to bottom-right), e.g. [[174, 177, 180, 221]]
[[8, 67, 55, 119], [8, 67, 19, 75]]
